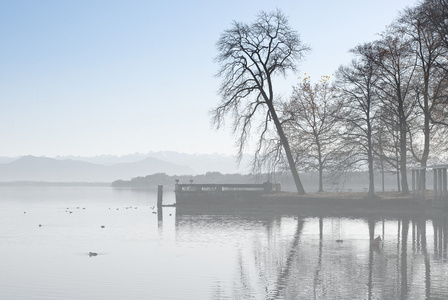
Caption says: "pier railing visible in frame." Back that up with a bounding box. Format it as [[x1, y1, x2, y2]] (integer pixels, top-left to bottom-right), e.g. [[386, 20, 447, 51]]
[[175, 182, 280, 193], [174, 182, 281, 205]]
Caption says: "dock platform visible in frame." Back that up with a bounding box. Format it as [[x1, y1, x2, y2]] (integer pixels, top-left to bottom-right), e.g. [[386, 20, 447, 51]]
[[174, 182, 280, 205]]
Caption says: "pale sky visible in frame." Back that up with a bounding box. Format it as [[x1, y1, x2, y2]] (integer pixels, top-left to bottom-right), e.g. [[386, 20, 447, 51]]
[[0, 0, 419, 157]]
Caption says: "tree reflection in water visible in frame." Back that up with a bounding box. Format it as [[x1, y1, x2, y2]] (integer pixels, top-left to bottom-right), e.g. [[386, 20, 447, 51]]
[[175, 209, 448, 299]]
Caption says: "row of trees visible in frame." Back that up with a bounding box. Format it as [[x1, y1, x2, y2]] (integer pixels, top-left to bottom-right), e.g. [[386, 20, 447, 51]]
[[289, 0, 448, 196], [212, 1, 448, 196], [111, 172, 274, 188]]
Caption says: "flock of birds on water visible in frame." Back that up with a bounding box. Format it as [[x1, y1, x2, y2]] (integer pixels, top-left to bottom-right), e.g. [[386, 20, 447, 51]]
[[23, 205, 384, 258], [23, 204, 173, 257]]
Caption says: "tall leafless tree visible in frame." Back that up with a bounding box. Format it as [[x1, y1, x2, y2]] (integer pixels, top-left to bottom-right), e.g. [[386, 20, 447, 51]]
[[373, 106, 404, 191], [370, 31, 417, 194], [420, 0, 448, 125], [212, 10, 310, 194], [398, 4, 448, 189], [337, 43, 380, 198], [282, 75, 344, 192]]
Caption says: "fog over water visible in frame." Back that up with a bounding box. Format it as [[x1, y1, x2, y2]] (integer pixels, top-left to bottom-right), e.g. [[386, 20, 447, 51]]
[[1, 187, 447, 299]]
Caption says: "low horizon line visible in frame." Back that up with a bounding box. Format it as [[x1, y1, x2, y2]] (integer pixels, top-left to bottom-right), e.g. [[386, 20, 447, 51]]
[[0, 151, 246, 159]]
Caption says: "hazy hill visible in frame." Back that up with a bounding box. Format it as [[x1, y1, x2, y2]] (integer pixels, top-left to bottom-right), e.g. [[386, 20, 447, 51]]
[[0, 155, 406, 192], [110, 157, 194, 178], [146, 151, 251, 174], [57, 153, 149, 165], [0, 156, 17, 164], [57, 151, 252, 174], [0, 156, 194, 182]]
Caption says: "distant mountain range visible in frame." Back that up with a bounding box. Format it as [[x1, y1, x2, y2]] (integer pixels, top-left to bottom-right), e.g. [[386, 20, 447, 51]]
[[55, 151, 252, 174], [0, 152, 251, 182]]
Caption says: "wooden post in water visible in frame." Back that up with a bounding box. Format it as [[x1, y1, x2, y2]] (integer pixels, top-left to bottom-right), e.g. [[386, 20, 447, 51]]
[[157, 185, 163, 224], [319, 217, 323, 240], [157, 185, 163, 208]]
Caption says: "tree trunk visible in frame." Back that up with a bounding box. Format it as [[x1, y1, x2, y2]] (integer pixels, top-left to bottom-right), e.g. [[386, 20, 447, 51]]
[[396, 89, 409, 194], [318, 165, 324, 193], [420, 84, 431, 191], [400, 128, 409, 194], [284, 140, 306, 195], [367, 121, 375, 198], [267, 103, 306, 195], [317, 140, 324, 192]]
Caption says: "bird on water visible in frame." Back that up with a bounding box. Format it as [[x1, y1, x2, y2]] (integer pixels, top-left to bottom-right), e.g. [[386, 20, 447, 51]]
[[371, 235, 382, 247]]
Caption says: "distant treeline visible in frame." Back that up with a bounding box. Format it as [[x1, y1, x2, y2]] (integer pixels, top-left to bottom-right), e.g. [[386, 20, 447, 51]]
[[111, 172, 276, 189], [111, 170, 407, 193]]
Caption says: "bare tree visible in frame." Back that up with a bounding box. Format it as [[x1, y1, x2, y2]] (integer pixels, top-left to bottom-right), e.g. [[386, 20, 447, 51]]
[[212, 10, 310, 194], [373, 106, 404, 191], [420, 0, 448, 126], [337, 43, 380, 198], [397, 3, 448, 191], [282, 75, 343, 192], [370, 31, 417, 194], [419, 0, 448, 125]]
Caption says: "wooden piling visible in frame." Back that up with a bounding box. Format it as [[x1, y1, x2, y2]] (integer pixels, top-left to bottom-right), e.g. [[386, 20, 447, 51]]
[[157, 185, 163, 224], [157, 185, 163, 209]]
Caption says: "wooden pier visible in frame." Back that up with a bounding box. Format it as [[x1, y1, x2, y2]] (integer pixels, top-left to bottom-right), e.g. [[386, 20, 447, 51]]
[[170, 181, 428, 215]]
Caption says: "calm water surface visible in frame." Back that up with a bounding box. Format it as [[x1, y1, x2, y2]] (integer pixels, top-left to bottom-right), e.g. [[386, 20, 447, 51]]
[[0, 186, 447, 299]]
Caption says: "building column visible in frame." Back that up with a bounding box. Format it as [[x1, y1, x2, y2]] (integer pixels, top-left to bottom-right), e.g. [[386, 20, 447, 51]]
[[443, 168, 447, 207], [434, 168, 438, 202]]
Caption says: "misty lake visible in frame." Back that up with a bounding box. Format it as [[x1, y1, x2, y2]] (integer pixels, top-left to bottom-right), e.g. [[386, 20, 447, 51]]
[[0, 186, 447, 300]]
